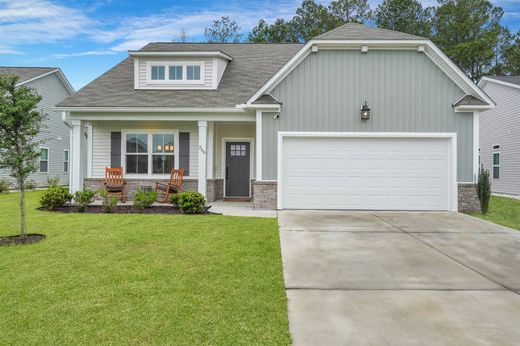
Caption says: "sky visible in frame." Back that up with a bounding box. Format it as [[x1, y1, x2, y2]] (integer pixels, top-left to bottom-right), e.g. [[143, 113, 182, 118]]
[[0, 0, 518, 90]]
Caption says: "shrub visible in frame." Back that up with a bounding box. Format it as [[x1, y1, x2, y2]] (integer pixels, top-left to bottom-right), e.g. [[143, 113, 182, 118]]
[[47, 176, 60, 187], [73, 190, 96, 212], [40, 186, 72, 210], [477, 166, 491, 214], [169, 193, 180, 206], [177, 191, 206, 214], [0, 179, 11, 193], [133, 189, 157, 212], [25, 180, 37, 190], [98, 189, 118, 213]]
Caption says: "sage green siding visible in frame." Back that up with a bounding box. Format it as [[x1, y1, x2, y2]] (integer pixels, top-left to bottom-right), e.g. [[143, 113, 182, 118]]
[[262, 49, 473, 182]]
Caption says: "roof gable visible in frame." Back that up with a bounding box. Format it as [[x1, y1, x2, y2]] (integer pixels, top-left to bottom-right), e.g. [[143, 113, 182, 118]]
[[0, 67, 57, 84]]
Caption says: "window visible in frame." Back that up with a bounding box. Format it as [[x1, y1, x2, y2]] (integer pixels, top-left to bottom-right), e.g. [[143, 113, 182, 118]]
[[187, 65, 201, 80], [39, 148, 49, 173], [152, 134, 175, 174], [169, 66, 183, 80], [64, 150, 69, 173], [493, 148, 500, 179], [126, 134, 148, 174], [125, 132, 177, 175], [151, 66, 165, 80]]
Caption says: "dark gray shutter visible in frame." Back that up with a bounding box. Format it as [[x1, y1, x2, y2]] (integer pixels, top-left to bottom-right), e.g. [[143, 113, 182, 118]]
[[179, 132, 190, 176], [110, 132, 122, 168]]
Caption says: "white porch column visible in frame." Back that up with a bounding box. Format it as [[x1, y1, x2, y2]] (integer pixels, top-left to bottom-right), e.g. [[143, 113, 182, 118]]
[[198, 121, 208, 196], [473, 111, 480, 182], [70, 119, 83, 193], [207, 121, 214, 179], [255, 110, 263, 181]]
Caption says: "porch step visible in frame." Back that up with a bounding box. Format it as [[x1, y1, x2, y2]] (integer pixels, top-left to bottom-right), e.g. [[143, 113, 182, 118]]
[[223, 197, 251, 202]]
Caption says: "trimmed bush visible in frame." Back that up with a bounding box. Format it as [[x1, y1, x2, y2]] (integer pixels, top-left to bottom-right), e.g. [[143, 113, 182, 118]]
[[133, 189, 157, 212], [177, 191, 206, 214], [98, 189, 118, 213], [73, 190, 96, 212], [169, 193, 180, 206], [47, 176, 60, 187], [477, 166, 491, 214], [40, 186, 72, 210], [0, 179, 10, 193]]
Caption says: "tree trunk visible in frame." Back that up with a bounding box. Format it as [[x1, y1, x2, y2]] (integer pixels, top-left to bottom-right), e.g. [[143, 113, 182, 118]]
[[19, 183, 27, 239]]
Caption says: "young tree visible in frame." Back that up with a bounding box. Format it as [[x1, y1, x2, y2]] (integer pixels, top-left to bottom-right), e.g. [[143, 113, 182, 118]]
[[205, 16, 242, 43], [329, 0, 372, 24], [0, 74, 44, 238], [374, 0, 433, 36], [432, 0, 503, 82]]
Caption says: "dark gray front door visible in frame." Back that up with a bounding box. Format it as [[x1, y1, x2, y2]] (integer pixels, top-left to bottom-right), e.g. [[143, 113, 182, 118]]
[[225, 142, 250, 197]]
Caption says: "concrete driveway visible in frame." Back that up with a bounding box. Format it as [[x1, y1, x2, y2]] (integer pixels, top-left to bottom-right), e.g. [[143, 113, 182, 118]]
[[278, 211, 520, 345]]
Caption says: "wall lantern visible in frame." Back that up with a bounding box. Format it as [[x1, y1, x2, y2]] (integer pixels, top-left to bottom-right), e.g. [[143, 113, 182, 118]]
[[360, 101, 370, 120]]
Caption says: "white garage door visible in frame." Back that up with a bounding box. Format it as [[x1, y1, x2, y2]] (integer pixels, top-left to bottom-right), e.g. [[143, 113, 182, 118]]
[[280, 134, 455, 211]]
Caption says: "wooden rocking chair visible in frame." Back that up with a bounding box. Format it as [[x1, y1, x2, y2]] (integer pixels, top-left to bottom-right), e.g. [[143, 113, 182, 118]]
[[155, 168, 184, 203], [104, 167, 126, 202]]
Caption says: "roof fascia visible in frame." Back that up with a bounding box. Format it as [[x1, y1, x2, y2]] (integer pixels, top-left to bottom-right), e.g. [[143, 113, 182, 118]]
[[479, 77, 520, 91], [54, 106, 246, 113], [128, 51, 233, 61]]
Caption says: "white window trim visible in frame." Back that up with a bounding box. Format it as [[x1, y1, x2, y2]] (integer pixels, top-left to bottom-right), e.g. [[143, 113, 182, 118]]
[[492, 146, 500, 180], [221, 137, 254, 198], [39, 147, 49, 174], [64, 149, 69, 173], [121, 129, 180, 178], [146, 61, 205, 85]]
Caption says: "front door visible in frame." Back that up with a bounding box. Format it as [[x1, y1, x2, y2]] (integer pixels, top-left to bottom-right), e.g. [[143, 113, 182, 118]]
[[225, 142, 250, 197]]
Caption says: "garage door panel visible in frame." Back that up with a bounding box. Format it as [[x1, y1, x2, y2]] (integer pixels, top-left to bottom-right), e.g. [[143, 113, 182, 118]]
[[281, 136, 452, 210]]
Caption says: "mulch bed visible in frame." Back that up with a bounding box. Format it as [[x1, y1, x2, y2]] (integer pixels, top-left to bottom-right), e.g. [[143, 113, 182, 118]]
[[0, 234, 46, 246], [39, 205, 214, 215]]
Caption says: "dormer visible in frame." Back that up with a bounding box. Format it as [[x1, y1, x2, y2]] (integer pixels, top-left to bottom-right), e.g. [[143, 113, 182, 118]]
[[128, 50, 232, 90]]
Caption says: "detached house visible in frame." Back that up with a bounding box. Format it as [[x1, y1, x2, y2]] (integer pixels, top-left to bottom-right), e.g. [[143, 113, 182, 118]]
[[0, 67, 74, 187], [55, 23, 493, 211]]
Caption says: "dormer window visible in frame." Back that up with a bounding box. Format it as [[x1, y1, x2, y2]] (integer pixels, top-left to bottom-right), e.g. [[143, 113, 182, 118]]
[[147, 61, 204, 85]]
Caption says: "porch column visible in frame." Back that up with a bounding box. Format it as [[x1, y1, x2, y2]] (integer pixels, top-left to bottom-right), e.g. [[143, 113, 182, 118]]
[[198, 121, 208, 196], [207, 122, 214, 179], [70, 119, 83, 193], [256, 110, 262, 180]]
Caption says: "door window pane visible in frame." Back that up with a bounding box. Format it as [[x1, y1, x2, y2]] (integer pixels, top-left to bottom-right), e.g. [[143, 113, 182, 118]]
[[151, 66, 165, 80], [169, 66, 183, 80], [187, 65, 201, 80]]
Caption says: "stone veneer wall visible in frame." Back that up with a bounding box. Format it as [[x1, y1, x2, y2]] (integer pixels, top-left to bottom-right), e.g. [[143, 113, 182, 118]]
[[206, 179, 223, 202], [252, 181, 277, 209], [458, 183, 481, 212]]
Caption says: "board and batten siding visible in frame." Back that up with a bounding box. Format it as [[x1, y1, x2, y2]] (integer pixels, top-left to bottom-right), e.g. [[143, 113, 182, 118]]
[[262, 49, 473, 182], [0, 73, 72, 187], [137, 58, 213, 89], [480, 82, 520, 195], [90, 121, 199, 178]]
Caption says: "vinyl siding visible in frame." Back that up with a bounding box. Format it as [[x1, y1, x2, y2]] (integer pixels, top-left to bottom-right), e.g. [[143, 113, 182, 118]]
[[213, 123, 256, 179], [0, 73, 72, 187], [480, 82, 520, 195], [137, 58, 213, 89], [90, 121, 198, 178], [262, 49, 473, 182]]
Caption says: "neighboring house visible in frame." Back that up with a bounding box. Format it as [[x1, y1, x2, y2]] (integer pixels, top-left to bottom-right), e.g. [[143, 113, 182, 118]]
[[0, 67, 74, 187], [55, 23, 494, 211], [478, 76, 520, 196]]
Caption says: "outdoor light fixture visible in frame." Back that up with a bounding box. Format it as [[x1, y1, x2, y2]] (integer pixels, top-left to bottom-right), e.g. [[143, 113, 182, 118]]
[[360, 101, 370, 120]]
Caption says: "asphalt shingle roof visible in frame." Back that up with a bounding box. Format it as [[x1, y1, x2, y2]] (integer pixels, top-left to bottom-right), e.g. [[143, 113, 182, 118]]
[[315, 23, 425, 41], [57, 44, 303, 108], [452, 95, 488, 107], [487, 75, 520, 86], [0, 67, 57, 84]]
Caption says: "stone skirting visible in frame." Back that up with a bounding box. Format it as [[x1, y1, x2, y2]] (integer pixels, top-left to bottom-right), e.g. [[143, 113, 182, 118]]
[[458, 183, 481, 212], [206, 179, 223, 202], [252, 181, 277, 209], [84, 178, 198, 200]]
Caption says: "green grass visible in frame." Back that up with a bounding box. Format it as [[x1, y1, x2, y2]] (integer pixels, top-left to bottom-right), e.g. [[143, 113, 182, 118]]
[[0, 191, 290, 345], [469, 195, 520, 231]]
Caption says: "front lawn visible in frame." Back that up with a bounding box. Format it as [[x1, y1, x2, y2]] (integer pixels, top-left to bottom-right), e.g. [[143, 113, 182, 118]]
[[0, 191, 290, 345], [469, 195, 520, 231]]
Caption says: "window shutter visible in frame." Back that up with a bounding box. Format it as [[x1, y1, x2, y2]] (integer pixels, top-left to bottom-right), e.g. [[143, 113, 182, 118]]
[[179, 132, 190, 176], [110, 132, 122, 168]]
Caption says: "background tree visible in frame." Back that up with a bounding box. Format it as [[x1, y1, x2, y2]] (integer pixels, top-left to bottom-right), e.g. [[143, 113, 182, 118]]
[[205, 16, 242, 43], [0, 74, 44, 239], [329, 0, 372, 24], [504, 32, 520, 75], [432, 0, 503, 82], [248, 19, 298, 43], [375, 0, 433, 36], [175, 28, 189, 43], [488, 26, 512, 75], [291, 0, 339, 42]]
